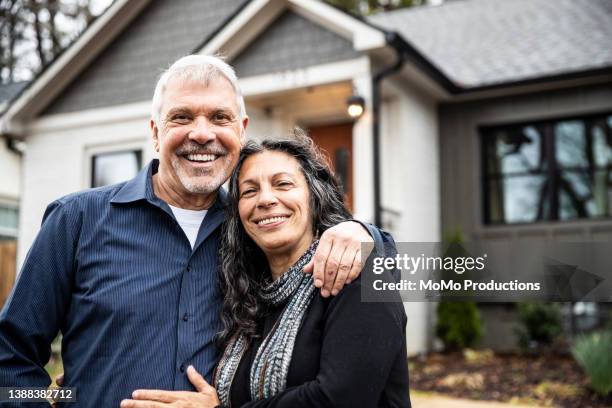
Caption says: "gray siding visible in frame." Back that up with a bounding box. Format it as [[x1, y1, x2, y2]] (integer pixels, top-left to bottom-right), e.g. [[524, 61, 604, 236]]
[[440, 83, 612, 350], [44, 0, 245, 115], [439, 83, 612, 242], [231, 11, 359, 78]]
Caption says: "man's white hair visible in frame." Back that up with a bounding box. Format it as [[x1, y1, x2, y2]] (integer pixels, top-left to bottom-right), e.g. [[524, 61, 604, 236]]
[[151, 54, 246, 125]]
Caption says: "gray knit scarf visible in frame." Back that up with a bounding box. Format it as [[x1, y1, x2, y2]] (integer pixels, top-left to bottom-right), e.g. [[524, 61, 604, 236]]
[[214, 241, 318, 406]]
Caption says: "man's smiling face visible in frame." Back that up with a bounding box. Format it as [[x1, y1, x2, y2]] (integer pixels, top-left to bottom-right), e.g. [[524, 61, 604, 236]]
[[151, 75, 248, 199]]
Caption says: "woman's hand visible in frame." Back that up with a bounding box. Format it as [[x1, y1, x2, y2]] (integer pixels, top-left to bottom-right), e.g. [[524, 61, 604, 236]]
[[120, 366, 220, 408]]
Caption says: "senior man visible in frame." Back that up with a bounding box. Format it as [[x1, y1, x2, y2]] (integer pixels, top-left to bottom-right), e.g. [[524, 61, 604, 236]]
[[0, 55, 394, 407]]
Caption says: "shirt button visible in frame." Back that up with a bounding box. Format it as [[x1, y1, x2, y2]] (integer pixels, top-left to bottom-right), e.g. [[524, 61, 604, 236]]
[[182, 313, 188, 322], [179, 364, 185, 373]]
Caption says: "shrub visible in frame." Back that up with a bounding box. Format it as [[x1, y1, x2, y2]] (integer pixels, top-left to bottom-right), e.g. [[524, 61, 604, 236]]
[[515, 302, 562, 350], [572, 331, 612, 396], [436, 301, 482, 351], [436, 228, 483, 351]]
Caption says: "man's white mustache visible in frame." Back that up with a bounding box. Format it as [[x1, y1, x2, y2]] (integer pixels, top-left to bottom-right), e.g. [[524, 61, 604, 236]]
[[176, 144, 227, 156]]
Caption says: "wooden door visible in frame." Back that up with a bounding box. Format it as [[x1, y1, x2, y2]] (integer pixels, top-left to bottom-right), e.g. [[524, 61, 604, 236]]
[[0, 240, 17, 309], [308, 123, 353, 212]]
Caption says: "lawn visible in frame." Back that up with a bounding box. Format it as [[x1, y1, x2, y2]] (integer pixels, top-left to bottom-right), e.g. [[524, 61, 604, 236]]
[[409, 350, 612, 407]]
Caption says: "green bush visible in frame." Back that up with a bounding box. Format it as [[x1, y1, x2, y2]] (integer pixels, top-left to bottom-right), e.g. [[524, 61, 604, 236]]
[[572, 331, 612, 396], [515, 302, 562, 349], [436, 301, 482, 351], [436, 228, 482, 351]]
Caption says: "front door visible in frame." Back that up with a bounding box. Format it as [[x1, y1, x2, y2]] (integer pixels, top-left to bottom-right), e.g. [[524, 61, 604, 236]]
[[308, 123, 353, 212]]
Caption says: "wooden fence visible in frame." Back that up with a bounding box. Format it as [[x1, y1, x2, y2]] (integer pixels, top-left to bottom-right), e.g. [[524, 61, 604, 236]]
[[0, 240, 17, 309]]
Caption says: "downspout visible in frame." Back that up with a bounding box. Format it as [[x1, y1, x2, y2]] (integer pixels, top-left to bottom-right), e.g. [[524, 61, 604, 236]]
[[3, 134, 25, 156], [1, 108, 25, 156], [372, 32, 405, 227], [1, 117, 26, 156]]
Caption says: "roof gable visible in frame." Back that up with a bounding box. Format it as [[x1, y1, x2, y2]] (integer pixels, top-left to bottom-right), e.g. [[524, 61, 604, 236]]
[[231, 10, 359, 78], [2, 0, 386, 133], [45, 0, 246, 115], [199, 0, 386, 61]]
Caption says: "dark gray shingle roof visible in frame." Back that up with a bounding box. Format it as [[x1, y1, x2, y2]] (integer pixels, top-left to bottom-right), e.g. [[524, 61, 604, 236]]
[[0, 81, 28, 104], [368, 0, 612, 87], [0, 81, 28, 115]]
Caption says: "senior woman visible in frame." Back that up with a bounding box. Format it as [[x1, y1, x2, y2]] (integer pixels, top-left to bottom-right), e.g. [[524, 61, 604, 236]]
[[123, 132, 410, 407]]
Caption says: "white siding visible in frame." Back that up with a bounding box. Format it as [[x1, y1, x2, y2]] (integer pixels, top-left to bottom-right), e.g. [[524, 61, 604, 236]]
[[18, 103, 154, 266], [0, 140, 21, 200], [380, 77, 441, 355]]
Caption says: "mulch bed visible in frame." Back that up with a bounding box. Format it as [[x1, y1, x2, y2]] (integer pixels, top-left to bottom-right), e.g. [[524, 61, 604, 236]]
[[409, 351, 612, 407]]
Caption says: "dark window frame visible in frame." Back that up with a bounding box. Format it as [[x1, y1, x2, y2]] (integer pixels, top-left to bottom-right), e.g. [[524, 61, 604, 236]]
[[480, 110, 612, 226], [91, 150, 142, 188]]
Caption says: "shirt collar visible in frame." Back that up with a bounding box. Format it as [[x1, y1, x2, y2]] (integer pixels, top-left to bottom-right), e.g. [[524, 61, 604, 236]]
[[111, 159, 157, 204], [111, 159, 229, 209]]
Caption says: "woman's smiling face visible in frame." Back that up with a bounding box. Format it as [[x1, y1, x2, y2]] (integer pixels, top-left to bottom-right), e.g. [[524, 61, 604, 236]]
[[238, 150, 314, 257]]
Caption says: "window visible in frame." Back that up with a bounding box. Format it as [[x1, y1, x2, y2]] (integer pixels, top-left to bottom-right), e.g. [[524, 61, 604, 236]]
[[91, 150, 142, 188], [482, 113, 612, 224], [0, 205, 18, 239]]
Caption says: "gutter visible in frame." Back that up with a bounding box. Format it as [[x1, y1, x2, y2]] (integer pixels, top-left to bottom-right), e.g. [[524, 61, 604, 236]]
[[386, 33, 612, 96], [2, 132, 25, 156], [371, 32, 406, 227]]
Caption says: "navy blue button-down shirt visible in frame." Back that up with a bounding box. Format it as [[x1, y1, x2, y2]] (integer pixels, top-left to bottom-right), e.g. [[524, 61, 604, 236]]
[[0, 160, 225, 407], [0, 159, 395, 408]]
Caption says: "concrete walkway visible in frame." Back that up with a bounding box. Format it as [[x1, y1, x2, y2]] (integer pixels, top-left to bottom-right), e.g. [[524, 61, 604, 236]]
[[412, 394, 544, 408]]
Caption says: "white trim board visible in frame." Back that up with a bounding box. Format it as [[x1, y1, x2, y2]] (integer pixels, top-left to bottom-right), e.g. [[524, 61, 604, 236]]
[[199, 0, 386, 59], [241, 57, 371, 98], [201, 0, 285, 60], [0, 195, 19, 207], [28, 101, 151, 134], [287, 0, 385, 51]]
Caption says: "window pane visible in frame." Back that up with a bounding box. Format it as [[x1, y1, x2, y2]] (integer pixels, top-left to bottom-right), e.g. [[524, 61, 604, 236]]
[[592, 117, 612, 168], [483, 113, 612, 225], [485, 126, 544, 175], [488, 175, 548, 223], [0, 206, 19, 237], [92, 151, 141, 188], [555, 120, 588, 168], [559, 170, 612, 220]]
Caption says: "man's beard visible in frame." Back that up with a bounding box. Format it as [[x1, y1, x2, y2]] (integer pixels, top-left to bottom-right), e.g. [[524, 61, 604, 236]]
[[172, 141, 231, 194]]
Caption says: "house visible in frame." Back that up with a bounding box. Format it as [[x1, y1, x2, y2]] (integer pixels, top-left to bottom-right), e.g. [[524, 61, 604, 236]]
[[0, 81, 27, 306], [1, 0, 611, 354], [0, 81, 26, 241]]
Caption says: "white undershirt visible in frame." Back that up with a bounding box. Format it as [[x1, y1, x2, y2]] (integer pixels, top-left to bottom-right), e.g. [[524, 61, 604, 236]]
[[168, 204, 208, 249]]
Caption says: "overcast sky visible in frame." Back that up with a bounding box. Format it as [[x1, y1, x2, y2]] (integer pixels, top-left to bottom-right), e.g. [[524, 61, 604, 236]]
[[10, 0, 114, 82]]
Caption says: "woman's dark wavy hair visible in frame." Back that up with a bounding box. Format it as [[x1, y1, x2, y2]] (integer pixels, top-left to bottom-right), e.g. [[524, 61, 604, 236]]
[[218, 128, 352, 345]]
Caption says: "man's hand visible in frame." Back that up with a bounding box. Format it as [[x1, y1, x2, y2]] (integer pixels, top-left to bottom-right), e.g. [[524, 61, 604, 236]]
[[55, 373, 64, 387], [304, 221, 373, 297], [120, 366, 219, 408], [51, 373, 65, 408]]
